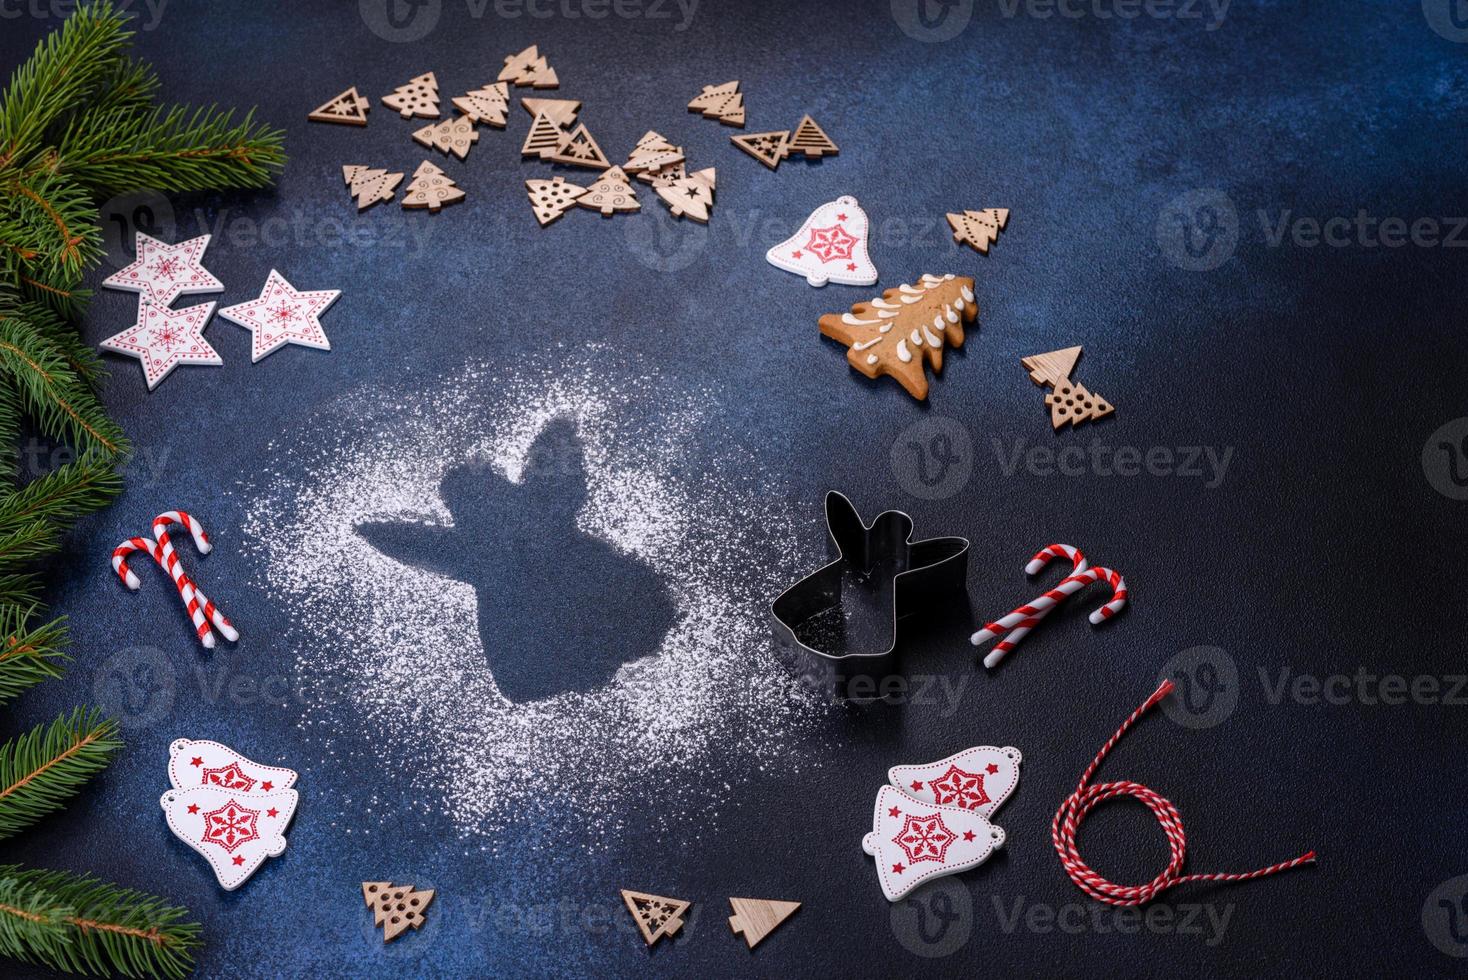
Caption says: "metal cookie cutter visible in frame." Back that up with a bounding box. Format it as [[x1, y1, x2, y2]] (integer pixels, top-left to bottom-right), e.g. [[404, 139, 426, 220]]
[[772, 491, 970, 702]]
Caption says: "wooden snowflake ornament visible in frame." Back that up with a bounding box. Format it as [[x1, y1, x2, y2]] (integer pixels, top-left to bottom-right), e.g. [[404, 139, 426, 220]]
[[401, 161, 464, 212], [381, 72, 439, 119], [452, 83, 510, 126], [526, 177, 586, 226], [577, 166, 639, 216], [342, 165, 403, 211], [656, 167, 715, 223], [621, 890, 690, 946], [412, 114, 479, 160], [688, 80, 744, 126], [363, 882, 435, 942], [732, 130, 791, 170], [818, 274, 978, 400], [308, 86, 370, 126], [948, 208, 1010, 255]]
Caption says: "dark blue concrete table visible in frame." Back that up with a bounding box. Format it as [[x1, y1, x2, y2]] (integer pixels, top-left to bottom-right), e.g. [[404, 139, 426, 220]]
[[3, 1, 1466, 976]]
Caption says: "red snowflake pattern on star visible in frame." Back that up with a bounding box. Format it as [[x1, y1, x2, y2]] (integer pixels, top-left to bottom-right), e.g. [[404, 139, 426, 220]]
[[201, 798, 261, 853], [803, 223, 858, 263], [892, 811, 958, 865], [929, 765, 991, 811], [202, 761, 257, 792], [218, 269, 339, 362]]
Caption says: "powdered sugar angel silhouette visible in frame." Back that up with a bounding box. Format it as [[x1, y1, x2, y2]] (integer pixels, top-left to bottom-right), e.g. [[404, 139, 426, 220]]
[[357, 419, 678, 703]]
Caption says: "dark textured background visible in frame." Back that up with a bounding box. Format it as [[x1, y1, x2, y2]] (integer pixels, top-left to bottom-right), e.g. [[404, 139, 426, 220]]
[[3, 0, 1467, 976]]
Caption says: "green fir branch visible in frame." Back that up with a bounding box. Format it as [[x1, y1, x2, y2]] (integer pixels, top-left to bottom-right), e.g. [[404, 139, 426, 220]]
[[0, 866, 200, 979], [0, 609, 67, 705], [0, 709, 121, 841]]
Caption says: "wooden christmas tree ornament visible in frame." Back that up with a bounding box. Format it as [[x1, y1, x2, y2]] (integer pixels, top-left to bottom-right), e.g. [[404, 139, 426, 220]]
[[342, 165, 403, 211], [308, 86, 370, 126], [401, 161, 464, 212], [381, 72, 440, 119], [728, 897, 801, 949], [731, 130, 791, 170], [788, 115, 838, 158], [656, 167, 716, 223], [521, 111, 564, 159], [363, 881, 435, 943], [1022, 346, 1114, 429], [640, 161, 686, 188], [526, 177, 586, 226], [818, 274, 978, 401], [687, 80, 744, 126], [948, 208, 1010, 255], [412, 114, 480, 160], [499, 45, 558, 88], [521, 97, 580, 127], [624, 134, 685, 176], [621, 890, 691, 947], [452, 83, 510, 127], [548, 123, 610, 169], [577, 166, 639, 216]]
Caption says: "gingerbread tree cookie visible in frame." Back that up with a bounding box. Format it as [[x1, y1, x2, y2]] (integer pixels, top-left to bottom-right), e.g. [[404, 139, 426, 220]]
[[818, 274, 978, 400], [402, 161, 463, 212], [577, 166, 639, 216], [382, 72, 439, 119], [412, 114, 479, 160], [452, 83, 509, 127]]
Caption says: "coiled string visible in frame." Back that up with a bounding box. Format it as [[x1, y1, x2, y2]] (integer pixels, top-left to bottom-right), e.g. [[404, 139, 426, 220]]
[[1051, 679, 1316, 906]]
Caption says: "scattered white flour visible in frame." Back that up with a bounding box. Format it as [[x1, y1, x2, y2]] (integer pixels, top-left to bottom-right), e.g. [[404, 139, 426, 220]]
[[239, 344, 831, 851]]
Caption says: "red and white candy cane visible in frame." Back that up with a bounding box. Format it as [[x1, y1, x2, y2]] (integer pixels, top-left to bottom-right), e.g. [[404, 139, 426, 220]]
[[152, 511, 238, 643], [111, 535, 215, 648], [1052, 679, 1316, 906], [971, 544, 1126, 668]]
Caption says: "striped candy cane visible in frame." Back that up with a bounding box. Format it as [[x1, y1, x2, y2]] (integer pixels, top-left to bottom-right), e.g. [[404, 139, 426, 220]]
[[972, 562, 1127, 669], [112, 535, 215, 648], [152, 512, 238, 643], [971, 543, 1092, 668], [1052, 679, 1316, 906]]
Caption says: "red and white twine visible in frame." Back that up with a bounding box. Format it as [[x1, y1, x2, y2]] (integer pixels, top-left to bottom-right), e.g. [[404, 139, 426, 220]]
[[972, 543, 1127, 669], [1051, 679, 1316, 906]]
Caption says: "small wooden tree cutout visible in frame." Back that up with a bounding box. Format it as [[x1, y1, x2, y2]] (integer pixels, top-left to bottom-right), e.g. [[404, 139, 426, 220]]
[[521, 97, 580, 127], [381, 72, 439, 119], [948, 208, 1010, 255], [526, 176, 586, 226], [521, 111, 563, 158], [639, 161, 686, 188], [624, 131, 684, 175], [401, 160, 464, 212], [687, 80, 744, 126], [577, 166, 639, 216], [656, 167, 716, 223], [548, 123, 610, 169], [731, 130, 791, 170], [818, 273, 979, 401], [620, 890, 691, 947], [1021, 346, 1114, 429], [788, 115, 838, 157], [728, 897, 801, 949], [363, 881, 435, 943], [499, 45, 559, 88], [412, 114, 480, 160], [452, 83, 509, 127], [342, 165, 403, 211], [309, 86, 370, 126]]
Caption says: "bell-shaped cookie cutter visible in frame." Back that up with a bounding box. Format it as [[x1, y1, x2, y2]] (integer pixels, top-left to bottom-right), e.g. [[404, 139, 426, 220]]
[[771, 491, 970, 701]]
